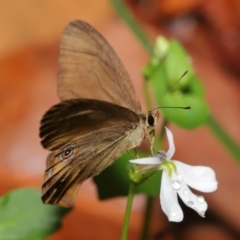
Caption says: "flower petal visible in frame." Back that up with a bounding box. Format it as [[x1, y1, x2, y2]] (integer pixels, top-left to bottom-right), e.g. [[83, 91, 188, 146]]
[[130, 157, 160, 165], [165, 127, 175, 160], [160, 171, 183, 222], [174, 161, 218, 192], [173, 173, 208, 217]]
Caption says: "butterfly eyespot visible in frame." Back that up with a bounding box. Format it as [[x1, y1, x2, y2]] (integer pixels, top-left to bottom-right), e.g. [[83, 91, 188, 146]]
[[59, 145, 76, 161], [64, 149, 72, 156]]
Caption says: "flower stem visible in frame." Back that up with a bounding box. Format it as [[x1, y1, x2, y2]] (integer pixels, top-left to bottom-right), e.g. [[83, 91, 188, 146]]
[[140, 196, 153, 240], [110, 0, 153, 54], [143, 80, 152, 110], [207, 115, 240, 163], [121, 182, 137, 240]]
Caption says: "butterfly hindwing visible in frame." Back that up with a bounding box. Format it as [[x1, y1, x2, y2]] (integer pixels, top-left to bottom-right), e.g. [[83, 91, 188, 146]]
[[40, 99, 146, 207]]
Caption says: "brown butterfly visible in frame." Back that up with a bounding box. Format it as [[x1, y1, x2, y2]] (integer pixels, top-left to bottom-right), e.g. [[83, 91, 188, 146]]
[[39, 20, 158, 207]]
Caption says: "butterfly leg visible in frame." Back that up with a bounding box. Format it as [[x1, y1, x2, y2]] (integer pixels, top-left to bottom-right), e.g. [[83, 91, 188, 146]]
[[147, 128, 155, 157], [127, 149, 139, 159]]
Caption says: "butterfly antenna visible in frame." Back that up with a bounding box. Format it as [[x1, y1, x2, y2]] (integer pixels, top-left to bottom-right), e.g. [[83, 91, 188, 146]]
[[150, 71, 190, 112], [158, 70, 188, 101]]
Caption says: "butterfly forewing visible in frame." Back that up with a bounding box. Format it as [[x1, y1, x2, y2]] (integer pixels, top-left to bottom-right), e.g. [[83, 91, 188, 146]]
[[57, 20, 141, 113]]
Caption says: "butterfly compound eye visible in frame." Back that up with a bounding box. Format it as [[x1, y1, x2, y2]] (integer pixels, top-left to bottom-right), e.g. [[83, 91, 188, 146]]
[[147, 114, 155, 127]]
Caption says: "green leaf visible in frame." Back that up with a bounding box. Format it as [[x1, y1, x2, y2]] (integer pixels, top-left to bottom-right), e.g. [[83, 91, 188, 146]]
[[148, 61, 168, 98], [93, 153, 133, 199], [160, 94, 210, 128], [135, 170, 161, 195], [190, 76, 205, 98], [165, 40, 194, 89], [0, 188, 70, 240], [93, 153, 130, 199]]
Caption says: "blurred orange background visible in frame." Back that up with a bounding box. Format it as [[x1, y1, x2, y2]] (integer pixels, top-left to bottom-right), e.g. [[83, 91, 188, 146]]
[[0, 0, 240, 239]]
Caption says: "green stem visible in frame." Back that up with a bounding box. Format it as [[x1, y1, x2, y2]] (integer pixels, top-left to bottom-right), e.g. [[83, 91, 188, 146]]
[[121, 182, 137, 240], [110, 0, 153, 54], [140, 196, 153, 240], [207, 115, 240, 162], [143, 79, 152, 110]]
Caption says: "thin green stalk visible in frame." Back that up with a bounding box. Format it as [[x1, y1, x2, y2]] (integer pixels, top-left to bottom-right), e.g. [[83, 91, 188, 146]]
[[140, 196, 153, 240], [110, 0, 153, 54], [207, 115, 240, 162], [143, 80, 152, 110], [121, 182, 137, 240]]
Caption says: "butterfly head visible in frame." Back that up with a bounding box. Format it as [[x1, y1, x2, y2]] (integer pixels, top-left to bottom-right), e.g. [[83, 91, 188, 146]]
[[146, 110, 159, 128]]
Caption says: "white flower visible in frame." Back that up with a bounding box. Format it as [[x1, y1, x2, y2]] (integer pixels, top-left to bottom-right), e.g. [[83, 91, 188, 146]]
[[130, 127, 218, 222]]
